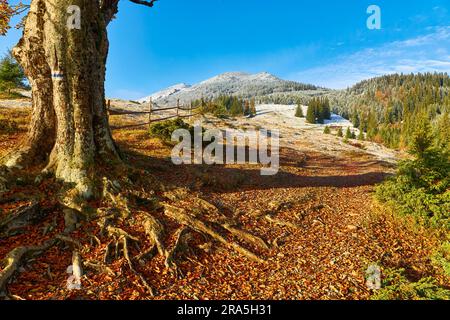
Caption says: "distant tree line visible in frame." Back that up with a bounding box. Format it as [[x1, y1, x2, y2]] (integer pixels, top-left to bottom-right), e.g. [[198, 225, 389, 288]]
[[327, 73, 450, 152], [191, 95, 257, 117]]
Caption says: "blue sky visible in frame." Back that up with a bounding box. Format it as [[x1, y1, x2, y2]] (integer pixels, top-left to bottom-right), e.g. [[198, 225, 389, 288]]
[[1, 0, 449, 99]]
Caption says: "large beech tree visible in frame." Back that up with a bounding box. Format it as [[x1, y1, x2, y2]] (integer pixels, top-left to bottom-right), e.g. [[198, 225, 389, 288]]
[[0, 3, 270, 297], [0, 0, 157, 198]]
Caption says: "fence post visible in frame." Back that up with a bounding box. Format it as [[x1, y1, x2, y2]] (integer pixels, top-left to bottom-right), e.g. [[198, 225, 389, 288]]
[[148, 98, 152, 130]]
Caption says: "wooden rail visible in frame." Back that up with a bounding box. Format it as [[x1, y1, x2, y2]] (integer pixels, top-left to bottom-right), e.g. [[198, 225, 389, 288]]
[[107, 99, 201, 130]]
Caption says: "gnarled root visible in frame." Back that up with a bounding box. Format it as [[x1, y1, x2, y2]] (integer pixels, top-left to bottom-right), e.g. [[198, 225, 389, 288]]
[[221, 223, 270, 250], [0, 238, 58, 295], [122, 237, 154, 296], [0, 202, 46, 237], [264, 214, 300, 230], [163, 203, 265, 264]]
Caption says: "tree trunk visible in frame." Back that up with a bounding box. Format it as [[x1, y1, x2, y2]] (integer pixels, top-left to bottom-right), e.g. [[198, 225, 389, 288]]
[[3, 0, 121, 198], [4, 0, 55, 167]]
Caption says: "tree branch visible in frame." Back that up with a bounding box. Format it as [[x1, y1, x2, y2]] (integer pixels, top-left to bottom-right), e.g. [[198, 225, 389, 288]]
[[129, 0, 158, 7], [101, 0, 158, 26]]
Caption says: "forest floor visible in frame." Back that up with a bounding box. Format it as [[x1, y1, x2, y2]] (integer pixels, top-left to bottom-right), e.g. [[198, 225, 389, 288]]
[[0, 101, 446, 300]]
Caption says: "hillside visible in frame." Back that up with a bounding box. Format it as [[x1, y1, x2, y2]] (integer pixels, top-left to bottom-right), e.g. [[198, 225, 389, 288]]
[[326, 73, 450, 150], [1, 100, 442, 300]]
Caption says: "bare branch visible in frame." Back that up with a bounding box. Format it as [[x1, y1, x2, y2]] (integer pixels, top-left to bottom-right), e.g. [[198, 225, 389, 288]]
[[129, 0, 158, 8], [102, 0, 158, 26]]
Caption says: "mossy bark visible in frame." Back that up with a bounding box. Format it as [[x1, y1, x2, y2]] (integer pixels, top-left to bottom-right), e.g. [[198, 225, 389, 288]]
[[3, 0, 120, 198]]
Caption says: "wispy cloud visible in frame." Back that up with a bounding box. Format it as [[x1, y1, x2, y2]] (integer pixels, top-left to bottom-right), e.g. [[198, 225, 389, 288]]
[[290, 26, 450, 89]]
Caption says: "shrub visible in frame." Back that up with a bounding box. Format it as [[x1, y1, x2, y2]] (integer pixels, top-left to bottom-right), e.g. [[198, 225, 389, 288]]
[[323, 126, 331, 134], [376, 117, 450, 228], [149, 118, 193, 144], [432, 242, 450, 277], [337, 127, 343, 137], [371, 268, 450, 300]]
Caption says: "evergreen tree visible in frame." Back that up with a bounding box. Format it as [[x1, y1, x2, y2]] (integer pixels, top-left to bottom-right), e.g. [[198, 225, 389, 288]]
[[229, 97, 243, 116], [323, 126, 331, 134], [337, 127, 344, 137], [0, 50, 25, 93], [295, 103, 304, 118], [306, 104, 316, 124], [358, 125, 365, 141], [243, 100, 250, 116], [322, 97, 331, 120], [435, 112, 450, 153], [316, 103, 325, 124], [410, 114, 434, 159], [345, 127, 352, 140], [249, 98, 257, 116]]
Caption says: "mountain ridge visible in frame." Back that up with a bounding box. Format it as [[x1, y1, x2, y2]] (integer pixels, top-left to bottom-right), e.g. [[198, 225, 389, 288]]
[[139, 71, 322, 106]]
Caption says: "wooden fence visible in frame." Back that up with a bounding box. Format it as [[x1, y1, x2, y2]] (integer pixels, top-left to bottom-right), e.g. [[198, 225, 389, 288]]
[[107, 99, 201, 130]]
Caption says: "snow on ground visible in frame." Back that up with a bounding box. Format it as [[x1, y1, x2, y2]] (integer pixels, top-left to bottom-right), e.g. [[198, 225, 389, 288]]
[[249, 104, 398, 164], [256, 104, 356, 131]]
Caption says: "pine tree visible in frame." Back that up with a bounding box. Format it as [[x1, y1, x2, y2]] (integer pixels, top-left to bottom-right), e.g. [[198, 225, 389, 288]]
[[0, 50, 25, 93], [358, 124, 365, 141], [337, 127, 344, 137], [229, 97, 243, 116], [345, 127, 352, 140], [410, 114, 434, 159], [306, 104, 316, 124], [323, 126, 331, 134], [367, 111, 378, 140], [249, 98, 257, 116], [322, 98, 331, 120], [295, 103, 304, 118], [316, 103, 324, 124], [435, 112, 450, 153], [244, 100, 250, 116]]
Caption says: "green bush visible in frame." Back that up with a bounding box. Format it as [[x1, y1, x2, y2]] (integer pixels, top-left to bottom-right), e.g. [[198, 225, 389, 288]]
[[323, 126, 331, 134], [371, 268, 450, 300], [376, 117, 450, 228], [432, 242, 450, 277], [149, 118, 193, 144]]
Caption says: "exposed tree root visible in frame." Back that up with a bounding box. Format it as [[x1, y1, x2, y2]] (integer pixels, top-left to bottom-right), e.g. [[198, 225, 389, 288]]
[[141, 213, 167, 259], [221, 223, 270, 250], [164, 227, 193, 276], [163, 203, 265, 264], [264, 214, 300, 230], [122, 237, 154, 296], [0, 174, 270, 298], [0, 238, 58, 295], [0, 202, 46, 237], [83, 260, 115, 277]]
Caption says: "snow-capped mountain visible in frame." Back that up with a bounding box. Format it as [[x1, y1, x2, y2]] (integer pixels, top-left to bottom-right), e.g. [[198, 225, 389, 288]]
[[139, 72, 320, 106], [138, 83, 191, 104]]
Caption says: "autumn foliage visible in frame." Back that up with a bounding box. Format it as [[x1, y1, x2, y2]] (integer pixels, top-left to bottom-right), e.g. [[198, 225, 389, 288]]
[[0, 0, 14, 35]]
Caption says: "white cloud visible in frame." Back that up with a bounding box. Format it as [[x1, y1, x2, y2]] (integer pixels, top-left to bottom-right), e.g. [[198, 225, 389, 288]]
[[290, 26, 450, 89]]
